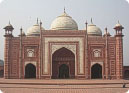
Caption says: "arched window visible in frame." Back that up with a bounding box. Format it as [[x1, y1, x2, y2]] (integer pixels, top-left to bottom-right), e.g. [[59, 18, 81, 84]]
[[27, 49, 34, 57], [93, 49, 101, 57]]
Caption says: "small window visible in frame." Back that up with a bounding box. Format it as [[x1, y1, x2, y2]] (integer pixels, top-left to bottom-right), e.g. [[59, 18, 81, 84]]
[[27, 49, 34, 57], [93, 49, 101, 57]]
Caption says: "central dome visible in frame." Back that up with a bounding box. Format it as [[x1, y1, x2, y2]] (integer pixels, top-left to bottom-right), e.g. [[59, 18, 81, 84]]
[[50, 10, 78, 30]]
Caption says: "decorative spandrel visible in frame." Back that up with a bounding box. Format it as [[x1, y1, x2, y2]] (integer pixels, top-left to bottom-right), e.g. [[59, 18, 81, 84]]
[[52, 45, 76, 55]]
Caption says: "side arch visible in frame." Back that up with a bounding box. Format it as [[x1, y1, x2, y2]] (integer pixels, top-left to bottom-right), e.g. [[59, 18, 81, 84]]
[[0, 70, 4, 77], [91, 63, 102, 79], [25, 63, 36, 78], [124, 70, 129, 79]]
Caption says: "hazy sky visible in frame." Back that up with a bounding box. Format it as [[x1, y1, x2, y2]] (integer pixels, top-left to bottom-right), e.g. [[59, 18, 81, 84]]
[[0, 0, 129, 65]]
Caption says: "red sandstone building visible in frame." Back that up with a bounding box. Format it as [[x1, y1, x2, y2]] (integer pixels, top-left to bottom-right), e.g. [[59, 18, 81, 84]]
[[3, 10, 124, 79]]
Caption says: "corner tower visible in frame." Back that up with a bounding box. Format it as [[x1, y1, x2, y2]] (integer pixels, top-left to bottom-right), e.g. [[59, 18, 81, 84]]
[[114, 21, 124, 79], [3, 22, 14, 78]]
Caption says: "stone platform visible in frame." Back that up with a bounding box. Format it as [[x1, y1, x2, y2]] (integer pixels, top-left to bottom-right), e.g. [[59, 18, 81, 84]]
[[0, 78, 129, 93]]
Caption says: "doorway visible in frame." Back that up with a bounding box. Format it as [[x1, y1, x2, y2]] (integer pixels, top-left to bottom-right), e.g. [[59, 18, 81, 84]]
[[91, 64, 102, 79], [59, 64, 69, 79], [25, 63, 36, 78]]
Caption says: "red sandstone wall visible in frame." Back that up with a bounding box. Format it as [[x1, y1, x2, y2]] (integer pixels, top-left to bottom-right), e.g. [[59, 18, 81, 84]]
[[4, 30, 124, 79], [4, 36, 40, 79], [108, 37, 116, 79], [115, 36, 123, 79]]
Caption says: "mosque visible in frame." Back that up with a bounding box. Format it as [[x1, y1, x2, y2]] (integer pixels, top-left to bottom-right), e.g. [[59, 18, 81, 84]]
[[3, 9, 124, 79]]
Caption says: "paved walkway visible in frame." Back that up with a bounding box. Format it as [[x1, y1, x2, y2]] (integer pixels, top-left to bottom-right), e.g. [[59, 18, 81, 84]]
[[0, 79, 129, 93]]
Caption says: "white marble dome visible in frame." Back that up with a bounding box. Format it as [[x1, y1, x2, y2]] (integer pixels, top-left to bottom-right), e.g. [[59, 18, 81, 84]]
[[115, 23, 122, 27], [50, 11, 78, 30], [115, 21, 122, 27], [87, 22, 102, 36], [27, 23, 45, 36]]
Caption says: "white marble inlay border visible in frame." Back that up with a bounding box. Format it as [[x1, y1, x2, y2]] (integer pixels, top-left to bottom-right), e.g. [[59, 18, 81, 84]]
[[52, 44, 76, 54], [43, 37, 84, 74], [91, 62, 103, 67], [25, 61, 37, 66], [51, 44, 77, 75]]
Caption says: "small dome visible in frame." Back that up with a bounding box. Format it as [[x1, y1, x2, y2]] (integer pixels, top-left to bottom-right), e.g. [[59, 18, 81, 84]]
[[115, 23, 122, 27], [115, 21, 123, 27], [50, 10, 78, 30], [115, 21, 124, 28], [87, 23, 102, 36], [27, 23, 45, 36], [4, 21, 14, 30], [114, 21, 124, 30]]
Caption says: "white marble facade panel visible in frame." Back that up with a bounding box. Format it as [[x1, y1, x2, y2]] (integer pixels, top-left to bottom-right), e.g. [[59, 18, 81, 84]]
[[43, 37, 84, 75], [91, 62, 103, 67]]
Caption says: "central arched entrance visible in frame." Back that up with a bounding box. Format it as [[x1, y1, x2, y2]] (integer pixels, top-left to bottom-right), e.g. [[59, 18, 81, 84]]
[[52, 47, 75, 79], [91, 64, 102, 79], [25, 63, 36, 78], [59, 64, 69, 79]]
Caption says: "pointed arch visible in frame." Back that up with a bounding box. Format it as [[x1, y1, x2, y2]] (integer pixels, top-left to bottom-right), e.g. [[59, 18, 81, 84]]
[[25, 63, 36, 78], [91, 63, 102, 79], [52, 45, 76, 55], [52, 47, 75, 79], [52, 47, 75, 60]]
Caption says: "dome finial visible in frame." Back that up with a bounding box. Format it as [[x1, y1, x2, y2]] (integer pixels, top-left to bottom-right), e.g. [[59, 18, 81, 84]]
[[20, 26, 23, 31], [105, 27, 108, 34], [64, 7, 66, 13], [37, 18, 39, 24], [40, 20, 42, 26], [91, 18, 93, 24], [8, 20, 12, 26], [85, 20, 88, 25]]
